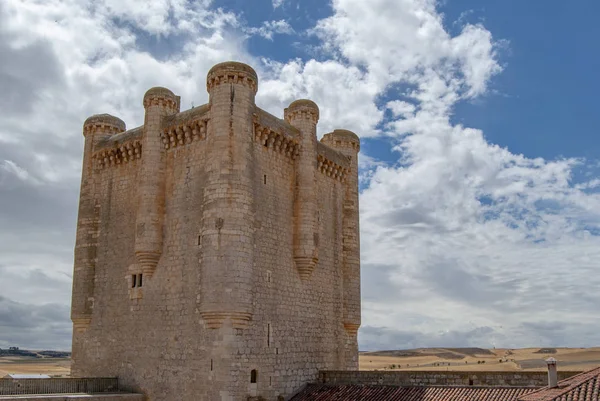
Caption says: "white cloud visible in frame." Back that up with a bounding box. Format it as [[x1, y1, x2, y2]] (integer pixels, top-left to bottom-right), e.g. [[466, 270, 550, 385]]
[[272, 0, 285, 9], [245, 19, 295, 40], [1, 160, 32, 183], [1, 0, 599, 352], [0, 0, 252, 338], [386, 101, 416, 119]]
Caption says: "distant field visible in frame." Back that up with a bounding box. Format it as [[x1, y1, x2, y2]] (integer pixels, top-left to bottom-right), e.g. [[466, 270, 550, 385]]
[[359, 347, 600, 372], [0, 357, 71, 377], [2, 347, 599, 376]]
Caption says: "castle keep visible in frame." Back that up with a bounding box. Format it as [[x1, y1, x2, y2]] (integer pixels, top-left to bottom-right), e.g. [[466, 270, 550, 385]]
[[70, 61, 361, 400]]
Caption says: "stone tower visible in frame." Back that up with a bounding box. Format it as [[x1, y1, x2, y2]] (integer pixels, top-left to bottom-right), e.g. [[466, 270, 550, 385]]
[[70, 61, 361, 401]]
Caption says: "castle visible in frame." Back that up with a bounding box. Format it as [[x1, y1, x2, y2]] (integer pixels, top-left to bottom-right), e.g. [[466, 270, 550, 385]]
[[70, 61, 361, 400], [2, 60, 597, 401]]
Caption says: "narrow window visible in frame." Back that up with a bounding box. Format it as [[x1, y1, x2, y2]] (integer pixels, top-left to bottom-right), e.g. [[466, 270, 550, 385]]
[[269, 376, 272, 386], [267, 324, 271, 347], [138, 273, 143, 287], [276, 348, 278, 355], [267, 271, 272, 283], [263, 174, 267, 184], [131, 274, 136, 288], [198, 235, 201, 246], [210, 359, 213, 371], [250, 369, 257, 384], [469, 379, 473, 386]]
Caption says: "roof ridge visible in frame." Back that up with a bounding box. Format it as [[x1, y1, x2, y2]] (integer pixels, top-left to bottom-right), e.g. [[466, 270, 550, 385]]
[[519, 366, 600, 401]]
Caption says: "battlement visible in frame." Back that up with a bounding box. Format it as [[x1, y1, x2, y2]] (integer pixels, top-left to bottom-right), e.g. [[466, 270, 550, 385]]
[[85, 86, 353, 179], [207, 61, 258, 93], [143, 86, 180, 112], [83, 114, 126, 136], [72, 61, 361, 401]]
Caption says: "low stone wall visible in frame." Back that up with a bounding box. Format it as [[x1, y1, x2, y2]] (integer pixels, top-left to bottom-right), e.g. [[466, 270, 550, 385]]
[[0, 394, 144, 400], [0, 378, 118, 396], [319, 370, 582, 387]]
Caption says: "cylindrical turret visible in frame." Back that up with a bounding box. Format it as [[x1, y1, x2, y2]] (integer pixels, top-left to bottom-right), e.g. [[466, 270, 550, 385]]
[[134, 87, 178, 277], [321, 129, 361, 369], [72, 114, 126, 332], [199, 61, 258, 329], [285, 100, 320, 280]]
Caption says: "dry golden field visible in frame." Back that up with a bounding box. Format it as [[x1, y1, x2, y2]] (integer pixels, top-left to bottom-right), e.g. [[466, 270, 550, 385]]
[[1, 348, 599, 376], [0, 356, 70, 377], [359, 347, 600, 372]]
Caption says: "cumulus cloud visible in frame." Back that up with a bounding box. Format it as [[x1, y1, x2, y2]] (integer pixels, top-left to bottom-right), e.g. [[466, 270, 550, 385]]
[[245, 19, 295, 40], [0, 296, 72, 351], [272, 0, 285, 9], [0, 0, 251, 349], [1, 0, 598, 353]]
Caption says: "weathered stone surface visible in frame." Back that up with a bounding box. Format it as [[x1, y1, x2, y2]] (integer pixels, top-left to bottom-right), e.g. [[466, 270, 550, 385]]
[[0, 395, 144, 401], [70, 61, 361, 401], [318, 370, 583, 387]]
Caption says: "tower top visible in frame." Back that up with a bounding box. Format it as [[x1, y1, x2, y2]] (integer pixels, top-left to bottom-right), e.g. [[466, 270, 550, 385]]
[[143, 87, 177, 110], [285, 99, 319, 124], [83, 113, 126, 136], [206, 61, 258, 93], [322, 129, 360, 152], [207, 61, 258, 81]]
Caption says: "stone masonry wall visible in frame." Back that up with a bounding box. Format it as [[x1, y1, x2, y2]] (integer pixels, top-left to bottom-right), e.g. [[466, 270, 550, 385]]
[[319, 370, 582, 387], [71, 62, 360, 401]]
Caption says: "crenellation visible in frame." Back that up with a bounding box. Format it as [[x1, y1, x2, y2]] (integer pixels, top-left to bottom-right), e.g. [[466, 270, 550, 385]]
[[316, 154, 347, 181], [142, 87, 180, 112], [206, 61, 258, 94], [253, 123, 299, 160], [93, 140, 142, 169], [161, 119, 208, 149], [71, 61, 361, 401]]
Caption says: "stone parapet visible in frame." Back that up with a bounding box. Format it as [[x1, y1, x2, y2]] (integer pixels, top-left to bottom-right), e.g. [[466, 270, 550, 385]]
[[319, 370, 583, 387], [0, 378, 118, 396], [0, 395, 144, 401]]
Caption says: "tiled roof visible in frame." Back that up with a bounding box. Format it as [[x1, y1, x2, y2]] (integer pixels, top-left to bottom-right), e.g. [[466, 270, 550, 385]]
[[519, 366, 600, 401], [290, 384, 536, 401]]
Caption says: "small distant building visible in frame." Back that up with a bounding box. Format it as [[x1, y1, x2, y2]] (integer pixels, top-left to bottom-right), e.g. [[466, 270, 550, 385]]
[[3, 374, 51, 379]]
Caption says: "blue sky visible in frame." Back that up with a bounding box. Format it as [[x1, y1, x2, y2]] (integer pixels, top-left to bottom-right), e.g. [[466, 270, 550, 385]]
[[447, 1, 600, 162], [1, 0, 600, 351], [211, 0, 600, 163]]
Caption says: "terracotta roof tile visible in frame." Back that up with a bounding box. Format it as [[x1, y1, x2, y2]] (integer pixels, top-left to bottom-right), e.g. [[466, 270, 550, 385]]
[[290, 384, 536, 401], [519, 366, 600, 401]]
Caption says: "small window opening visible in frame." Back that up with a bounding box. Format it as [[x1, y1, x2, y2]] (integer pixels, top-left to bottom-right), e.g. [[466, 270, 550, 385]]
[[267, 324, 271, 347], [469, 379, 473, 386], [276, 347, 278, 355], [267, 271, 272, 283], [250, 369, 257, 384], [198, 235, 201, 246], [269, 376, 272, 386], [210, 359, 213, 371], [138, 273, 143, 287], [131, 274, 136, 288], [263, 174, 267, 184]]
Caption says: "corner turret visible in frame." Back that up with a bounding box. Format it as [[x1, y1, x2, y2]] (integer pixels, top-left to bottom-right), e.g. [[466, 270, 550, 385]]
[[199, 61, 258, 330], [72, 113, 125, 334], [321, 129, 361, 369], [285, 99, 320, 280], [135, 86, 179, 277], [83, 114, 126, 141], [206, 61, 258, 103]]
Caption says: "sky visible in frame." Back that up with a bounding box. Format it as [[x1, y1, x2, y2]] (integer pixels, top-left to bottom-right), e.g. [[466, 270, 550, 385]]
[[1, 0, 599, 352]]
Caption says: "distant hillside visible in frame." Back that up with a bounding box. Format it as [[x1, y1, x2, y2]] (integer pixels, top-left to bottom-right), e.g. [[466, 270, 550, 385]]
[[0, 347, 71, 358], [359, 347, 600, 372], [362, 347, 495, 360]]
